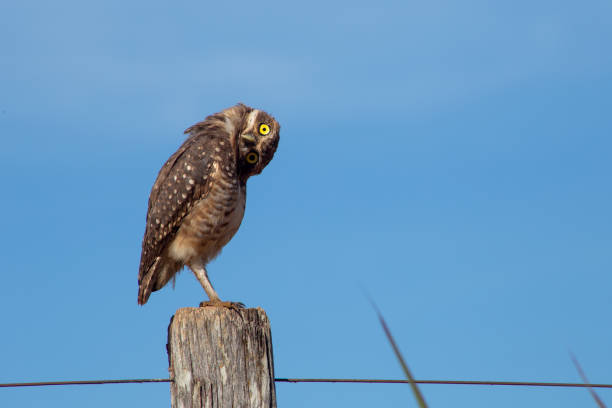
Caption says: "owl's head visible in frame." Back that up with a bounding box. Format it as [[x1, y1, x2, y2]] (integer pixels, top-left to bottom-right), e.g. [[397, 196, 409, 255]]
[[233, 105, 280, 180]]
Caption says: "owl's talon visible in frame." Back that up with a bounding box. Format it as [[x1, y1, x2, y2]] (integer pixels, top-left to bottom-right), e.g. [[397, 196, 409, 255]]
[[199, 300, 245, 310]]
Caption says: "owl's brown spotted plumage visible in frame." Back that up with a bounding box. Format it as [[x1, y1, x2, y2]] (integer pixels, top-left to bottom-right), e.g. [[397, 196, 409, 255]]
[[138, 104, 280, 306]]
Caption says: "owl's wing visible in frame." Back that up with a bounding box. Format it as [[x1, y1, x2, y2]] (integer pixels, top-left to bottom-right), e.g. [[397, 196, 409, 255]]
[[138, 134, 216, 304]]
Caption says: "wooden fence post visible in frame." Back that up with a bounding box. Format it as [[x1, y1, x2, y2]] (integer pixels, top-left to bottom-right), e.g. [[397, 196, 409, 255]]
[[167, 307, 276, 408]]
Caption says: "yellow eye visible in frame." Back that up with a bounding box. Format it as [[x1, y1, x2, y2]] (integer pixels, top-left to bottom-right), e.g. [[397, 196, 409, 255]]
[[259, 123, 270, 135], [246, 151, 259, 164]]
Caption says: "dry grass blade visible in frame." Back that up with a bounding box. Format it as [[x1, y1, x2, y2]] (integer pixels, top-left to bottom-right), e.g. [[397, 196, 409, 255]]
[[570, 353, 607, 408], [369, 299, 428, 408]]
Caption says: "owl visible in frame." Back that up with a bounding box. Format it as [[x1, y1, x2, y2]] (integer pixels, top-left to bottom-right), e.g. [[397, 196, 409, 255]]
[[138, 104, 280, 307]]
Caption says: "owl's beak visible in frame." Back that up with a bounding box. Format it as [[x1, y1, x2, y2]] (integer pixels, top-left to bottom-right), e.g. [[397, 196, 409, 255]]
[[241, 133, 256, 144]]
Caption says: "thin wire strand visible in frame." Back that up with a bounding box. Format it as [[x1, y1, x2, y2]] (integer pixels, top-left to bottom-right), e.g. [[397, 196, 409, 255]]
[[2, 378, 612, 389], [0, 379, 171, 388], [276, 379, 612, 388]]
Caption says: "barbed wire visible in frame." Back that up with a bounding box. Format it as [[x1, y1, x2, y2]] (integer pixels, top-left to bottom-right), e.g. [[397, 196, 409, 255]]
[[2, 378, 612, 389]]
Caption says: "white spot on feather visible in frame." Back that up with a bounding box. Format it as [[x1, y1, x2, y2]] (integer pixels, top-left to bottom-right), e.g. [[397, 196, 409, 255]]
[[224, 117, 235, 136]]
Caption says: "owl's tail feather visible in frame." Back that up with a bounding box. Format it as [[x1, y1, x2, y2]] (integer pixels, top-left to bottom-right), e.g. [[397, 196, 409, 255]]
[[138, 257, 182, 305]]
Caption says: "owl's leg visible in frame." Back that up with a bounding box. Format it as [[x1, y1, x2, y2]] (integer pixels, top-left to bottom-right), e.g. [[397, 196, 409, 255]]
[[189, 261, 220, 301], [189, 260, 244, 309]]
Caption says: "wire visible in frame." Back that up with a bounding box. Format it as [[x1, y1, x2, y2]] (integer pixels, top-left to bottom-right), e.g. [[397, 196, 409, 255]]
[[0, 379, 170, 388], [2, 378, 612, 389], [275, 379, 612, 388]]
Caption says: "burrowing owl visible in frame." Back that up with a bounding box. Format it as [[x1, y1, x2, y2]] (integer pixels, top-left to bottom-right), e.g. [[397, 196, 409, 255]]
[[138, 104, 280, 306]]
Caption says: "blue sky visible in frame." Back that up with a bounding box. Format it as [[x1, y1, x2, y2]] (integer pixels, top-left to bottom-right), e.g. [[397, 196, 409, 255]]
[[1, 0, 611, 407]]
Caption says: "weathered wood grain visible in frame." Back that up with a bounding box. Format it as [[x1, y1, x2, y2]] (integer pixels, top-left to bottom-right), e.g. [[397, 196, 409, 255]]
[[167, 307, 276, 408]]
